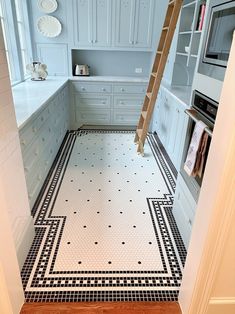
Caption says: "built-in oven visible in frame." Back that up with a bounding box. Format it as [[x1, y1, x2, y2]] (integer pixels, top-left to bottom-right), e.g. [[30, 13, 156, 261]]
[[180, 90, 218, 201], [198, 0, 235, 81]]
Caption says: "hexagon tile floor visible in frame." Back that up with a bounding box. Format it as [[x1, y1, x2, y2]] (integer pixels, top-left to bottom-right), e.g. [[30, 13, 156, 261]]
[[21, 130, 186, 302]]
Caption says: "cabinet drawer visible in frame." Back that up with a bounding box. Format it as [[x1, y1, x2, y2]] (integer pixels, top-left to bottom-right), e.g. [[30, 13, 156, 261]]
[[113, 110, 140, 125], [77, 110, 111, 124], [75, 94, 111, 109], [113, 84, 147, 94], [72, 82, 112, 94], [113, 95, 144, 109]]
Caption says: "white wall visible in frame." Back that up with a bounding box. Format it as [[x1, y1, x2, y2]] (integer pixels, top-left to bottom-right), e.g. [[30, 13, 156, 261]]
[[0, 22, 34, 313], [179, 32, 235, 314]]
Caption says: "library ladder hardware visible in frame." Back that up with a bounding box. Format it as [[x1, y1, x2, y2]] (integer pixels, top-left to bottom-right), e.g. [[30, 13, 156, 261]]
[[134, 0, 183, 156]]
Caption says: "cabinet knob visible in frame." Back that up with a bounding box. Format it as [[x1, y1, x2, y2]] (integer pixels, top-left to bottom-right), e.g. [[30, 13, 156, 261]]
[[120, 101, 124, 105], [24, 166, 29, 172], [32, 127, 37, 133], [121, 88, 125, 92], [188, 219, 192, 226], [102, 88, 106, 92], [34, 150, 39, 156], [81, 87, 86, 91], [102, 101, 106, 104], [21, 139, 26, 145], [42, 137, 45, 142]]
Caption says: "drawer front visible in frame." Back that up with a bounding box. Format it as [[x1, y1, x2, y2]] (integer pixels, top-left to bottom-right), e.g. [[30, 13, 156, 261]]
[[72, 82, 112, 94], [113, 95, 144, 109], [113, 110, 140, 125], [75, 95, 111, 109], [113, 84, 147, 94], [77, 110, 111, 124]]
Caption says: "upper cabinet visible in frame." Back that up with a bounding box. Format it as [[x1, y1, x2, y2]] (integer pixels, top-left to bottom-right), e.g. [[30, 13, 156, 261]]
[[114, 0, 155, 49], [72, 0, 156, 50], [73, 0, 112, 48]]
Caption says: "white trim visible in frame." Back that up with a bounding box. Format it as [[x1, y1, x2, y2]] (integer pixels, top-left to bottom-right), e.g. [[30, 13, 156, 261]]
[[210, 298, 235, 305], [179, 32, 235, 314]]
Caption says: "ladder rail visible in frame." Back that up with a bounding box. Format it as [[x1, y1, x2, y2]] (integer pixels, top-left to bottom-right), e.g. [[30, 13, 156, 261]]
[[135, 0, 183, 155]]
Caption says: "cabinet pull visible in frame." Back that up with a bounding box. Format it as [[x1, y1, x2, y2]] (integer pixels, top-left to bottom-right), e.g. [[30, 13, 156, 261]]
[[188, 218, 192, 226], [102, 101, 106, 104]]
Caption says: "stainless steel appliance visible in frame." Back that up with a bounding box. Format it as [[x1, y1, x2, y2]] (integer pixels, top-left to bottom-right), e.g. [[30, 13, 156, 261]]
[[198, 0, 235, 81], [180, 90, 218, 201], [74, 64, 90, 76]]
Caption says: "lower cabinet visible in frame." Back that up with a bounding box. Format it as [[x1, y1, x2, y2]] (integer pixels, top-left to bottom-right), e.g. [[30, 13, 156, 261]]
[[151, 86, 188, 171], [19, 84, 70, 209], [71, 80, 147, 127], [172, 174, 197, 249]]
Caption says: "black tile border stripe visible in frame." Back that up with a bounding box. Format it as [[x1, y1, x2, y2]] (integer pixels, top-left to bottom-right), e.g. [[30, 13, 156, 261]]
[[21, 130, 186, 302]]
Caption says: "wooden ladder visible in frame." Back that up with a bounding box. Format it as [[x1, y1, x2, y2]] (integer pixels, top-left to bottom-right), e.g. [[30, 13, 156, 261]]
[[134, 0, 183, 155]]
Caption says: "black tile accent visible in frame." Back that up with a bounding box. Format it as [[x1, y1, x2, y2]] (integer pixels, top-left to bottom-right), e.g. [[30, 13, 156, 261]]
[[21, 130, 186, 303]]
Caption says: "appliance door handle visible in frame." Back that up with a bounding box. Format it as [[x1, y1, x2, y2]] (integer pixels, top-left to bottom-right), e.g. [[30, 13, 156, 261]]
[[185, 109, 213, 137]]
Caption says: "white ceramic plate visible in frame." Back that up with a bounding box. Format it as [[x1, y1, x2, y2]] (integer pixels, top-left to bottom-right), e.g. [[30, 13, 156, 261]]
[[37, 15, 62, 38], [37, 0, 58, 13]]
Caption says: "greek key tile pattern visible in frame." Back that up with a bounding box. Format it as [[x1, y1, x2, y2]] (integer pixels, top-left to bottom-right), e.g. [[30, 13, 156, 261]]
[[21, 130, 186, 302]]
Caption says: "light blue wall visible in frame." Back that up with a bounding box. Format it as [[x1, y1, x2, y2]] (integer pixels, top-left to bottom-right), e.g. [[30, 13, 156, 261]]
[[27, 0, 169, 78], [72, 50, 152, 76]]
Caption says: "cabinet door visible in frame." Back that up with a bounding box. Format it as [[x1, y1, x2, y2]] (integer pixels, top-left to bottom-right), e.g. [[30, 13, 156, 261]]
[[158, 90, 173, 148], [115, 0, 136, 47], [92, 0, 112, 47], [134, 0, 154, 48], [73, 0, 93, 46]]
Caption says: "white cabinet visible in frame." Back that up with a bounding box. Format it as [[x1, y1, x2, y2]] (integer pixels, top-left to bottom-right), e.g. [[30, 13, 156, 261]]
[[151, 86, 188, 171], [114, 0, 155, 49], [19, 85, 69, 209], [172, 173, 197, 248], [71, 80, 147, 127], [73, 0, 112, 47]]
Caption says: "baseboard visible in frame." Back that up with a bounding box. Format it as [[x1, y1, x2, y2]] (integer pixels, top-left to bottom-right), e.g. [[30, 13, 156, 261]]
[[12, 216, 35, 269], [207, 298, 235, 314]]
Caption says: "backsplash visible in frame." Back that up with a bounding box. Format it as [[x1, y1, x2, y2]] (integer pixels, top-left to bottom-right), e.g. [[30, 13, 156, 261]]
[[72, 50, 152, 77]]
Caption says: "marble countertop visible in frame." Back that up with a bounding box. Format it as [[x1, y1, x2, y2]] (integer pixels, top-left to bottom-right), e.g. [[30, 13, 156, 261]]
[[13, 77, 68, 129], [70, 75, 149, 83], [13, 75, 191, 130]]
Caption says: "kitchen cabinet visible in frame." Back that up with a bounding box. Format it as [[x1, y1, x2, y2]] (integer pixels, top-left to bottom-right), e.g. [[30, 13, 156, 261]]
[[172, 173, 197, 248], [73, 0, 112, 48], [150, 86, 188, 171], [71, 80, 147, 127], [19, 85, 69, 209], [114, 0, 155, 49]]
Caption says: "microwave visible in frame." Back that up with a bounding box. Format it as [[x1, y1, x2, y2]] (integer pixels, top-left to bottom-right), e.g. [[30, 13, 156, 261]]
[[198, 0, 235, 81]]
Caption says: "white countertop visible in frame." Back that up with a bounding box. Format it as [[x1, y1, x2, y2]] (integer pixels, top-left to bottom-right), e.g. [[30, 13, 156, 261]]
[[13, 77, 68, 129], [70, 75, 149, 83], [13, 75, 191, 130]]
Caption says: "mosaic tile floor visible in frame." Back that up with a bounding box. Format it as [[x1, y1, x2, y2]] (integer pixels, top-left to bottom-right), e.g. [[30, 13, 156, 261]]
[[21, 130, 186, 302]]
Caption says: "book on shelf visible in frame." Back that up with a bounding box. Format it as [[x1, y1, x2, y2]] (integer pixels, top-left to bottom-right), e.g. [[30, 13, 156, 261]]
[[197, 2, 206, 31]]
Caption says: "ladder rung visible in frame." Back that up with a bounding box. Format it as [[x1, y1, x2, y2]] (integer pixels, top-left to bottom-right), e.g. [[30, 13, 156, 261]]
[[137, 128, 142, 138], [169, 0, 175, 6], [162, 26, 169, 31], [141, 111, 147, 119], [146, 92, 152, 99], [157, 50, 163, 54], [151, 72, 157, 78]]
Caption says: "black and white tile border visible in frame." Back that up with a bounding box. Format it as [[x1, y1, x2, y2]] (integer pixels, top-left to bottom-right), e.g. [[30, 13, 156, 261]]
[[21, 130, 186, 302]]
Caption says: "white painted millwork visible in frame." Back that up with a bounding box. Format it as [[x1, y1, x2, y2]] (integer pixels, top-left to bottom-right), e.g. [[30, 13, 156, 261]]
[[70, 78, 148, 128], [18, 83, 70, 209], [179, 33, 235, 314], [0, 22, 29, 314]]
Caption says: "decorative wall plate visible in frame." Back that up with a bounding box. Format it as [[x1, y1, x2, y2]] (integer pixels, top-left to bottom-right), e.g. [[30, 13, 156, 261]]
[[37, 16, 62, 38], [37, 0, 58, 13]]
